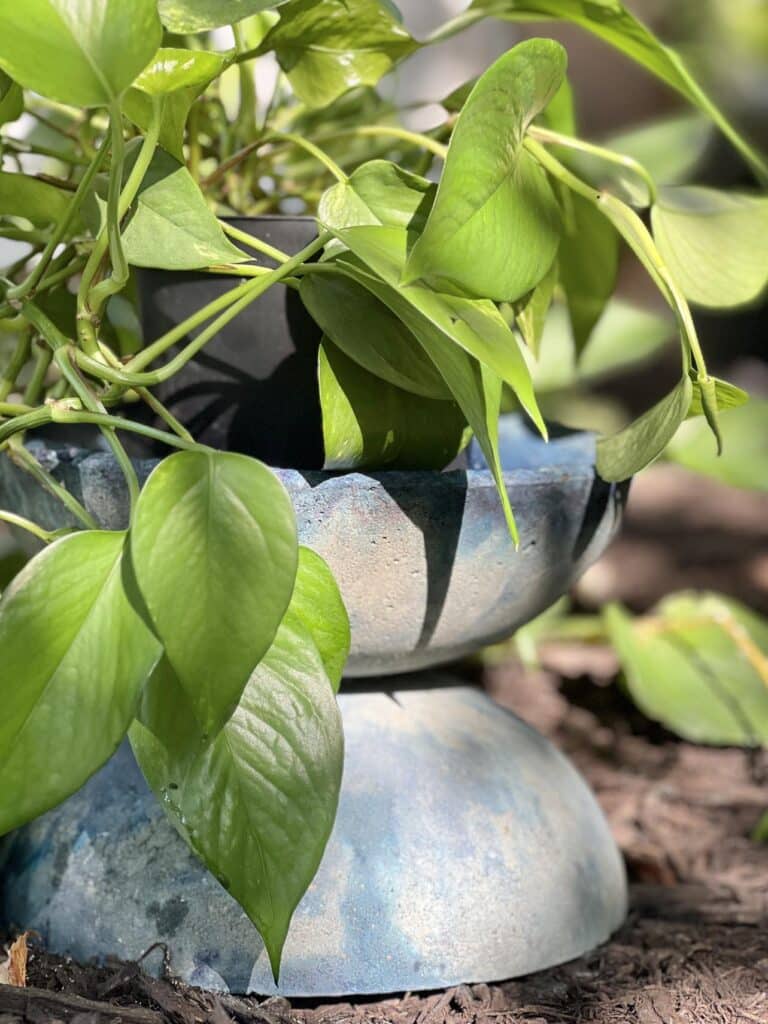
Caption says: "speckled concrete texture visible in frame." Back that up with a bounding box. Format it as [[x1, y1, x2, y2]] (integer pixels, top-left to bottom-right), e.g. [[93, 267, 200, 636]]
[[0, 419, 626, 675], [0, 685, 627, 996]]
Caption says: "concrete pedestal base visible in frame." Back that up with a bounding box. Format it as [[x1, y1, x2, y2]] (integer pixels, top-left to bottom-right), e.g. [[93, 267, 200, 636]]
[[0, 683, 626, 997]]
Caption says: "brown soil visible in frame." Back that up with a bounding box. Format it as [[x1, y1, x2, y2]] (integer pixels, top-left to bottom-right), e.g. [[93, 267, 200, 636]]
[[2, 465, 767, 1023]]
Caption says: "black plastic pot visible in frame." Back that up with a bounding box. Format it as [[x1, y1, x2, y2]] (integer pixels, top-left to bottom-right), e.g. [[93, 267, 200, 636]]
[[136, 216, 324, 469]]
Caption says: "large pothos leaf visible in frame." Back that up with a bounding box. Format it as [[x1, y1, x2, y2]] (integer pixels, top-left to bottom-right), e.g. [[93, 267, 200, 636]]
[[122, 148, 248, 269], [0, 0, 161, 108], [558, 191, 619, 353], [405, 40, 566, 302], [0, 531, 162, 835], [130, 451, 298, 737], [123, 49, 228, 160], [130, 549, 345, 979], [318, 163, 545, 433], [469, 0, 768, 182], [300, 271, 450, 399], [651, 186, 768, 310], [259, 0, 418, 108], [319, 337, 469, 472], [159, 0, 285, 32], [605, 595, 768, 746], [596, 373, 693, 482]]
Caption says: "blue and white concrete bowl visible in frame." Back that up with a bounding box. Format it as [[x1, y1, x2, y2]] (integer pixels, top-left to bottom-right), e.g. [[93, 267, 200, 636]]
[[0, 418, 626, 676]]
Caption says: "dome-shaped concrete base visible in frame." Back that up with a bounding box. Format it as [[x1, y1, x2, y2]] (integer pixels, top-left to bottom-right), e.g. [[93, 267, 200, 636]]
[[0, 683, 626, 996]]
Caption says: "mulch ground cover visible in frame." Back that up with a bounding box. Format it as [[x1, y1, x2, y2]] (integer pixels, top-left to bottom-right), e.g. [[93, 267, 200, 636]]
[[2, 465, 767, 1024]]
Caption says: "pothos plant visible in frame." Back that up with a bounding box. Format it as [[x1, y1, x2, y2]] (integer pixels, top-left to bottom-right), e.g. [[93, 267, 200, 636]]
[[0, 0, 766, 979]]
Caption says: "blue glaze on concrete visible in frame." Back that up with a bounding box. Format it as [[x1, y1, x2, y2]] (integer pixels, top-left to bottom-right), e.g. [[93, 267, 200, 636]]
[[0, 419, 625, 676], [0, 685, 627, 996]]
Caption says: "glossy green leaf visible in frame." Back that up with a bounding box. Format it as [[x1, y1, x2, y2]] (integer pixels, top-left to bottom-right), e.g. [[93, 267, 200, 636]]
[[331, 256, 519, 543], [123, 49, 227, 160], [405, 40, 565, 301], [469, 0, 768, 182], [0, 74, 22, 127], [319, 337, 468, 472], [668, 398, 768, 492], [596, 373, 693, 481], [0, 172, 74, 229], [651, 186, 768, 309], [0, 0, 161, 108], [0, 531, 162, 835], [558, 192, 619, 352], [319, 164, 545, 431], [159, 0, 284, 32], [285, 546, 350, 692], [260, 0, 418, 108], [300, 272, 449, 399], [130, 576, 343, 978], [605, 595, 768, 746], [606, 113, 712, 186], [130, 450, 298, 737], [319, 159, 435, 234], [538, 77, 576, 135], [122, 148, 248, 269], [133, 47, 227, 96]]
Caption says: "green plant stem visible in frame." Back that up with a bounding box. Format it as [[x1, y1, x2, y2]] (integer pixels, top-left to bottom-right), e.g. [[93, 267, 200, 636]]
[[50, 409, 203, 451], [0, 401, 34, 417], [524, 136, 707, 379], [23, 343, 52, 405], [220, 221, 290, 263], [82, 231, 332, 389], [335, 125, 448, 159], [21, 300, 141, 513], [135, 387, 195, 443], [203, 131, 346, 189], [233, 22, 258, 137], [88, 102, 130, 308], [0, 331, 32, 400], [0, 509, 63, 544], [527, 123, 658, 206], [423, 9, 486, 44], [77, 99, 162, 352], [6, 440, 99, 530]]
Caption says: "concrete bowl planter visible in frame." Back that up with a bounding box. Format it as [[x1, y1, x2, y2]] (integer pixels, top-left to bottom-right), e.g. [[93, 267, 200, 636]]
[[0, 417, 628, 995]]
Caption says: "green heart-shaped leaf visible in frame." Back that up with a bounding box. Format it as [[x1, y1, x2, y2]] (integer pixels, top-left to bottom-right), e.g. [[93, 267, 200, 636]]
[[260, 0, 418, 108], [300, 271, 450, 399], [130, 551, 344, 979], [404, 39, 566, 301], [0, 531, 162, 835], [159, 0, 285, 32], [122, 49, 228, 160], [605, 595, 768, 746], [130, 450, 298, 737], [121, 148, 248, 269], [596, 373, 693, 481], [319, 336, 469, 472], [469, 0, 767, 182], [0, 0, 161, 108], [651, 186, 768, 309]]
